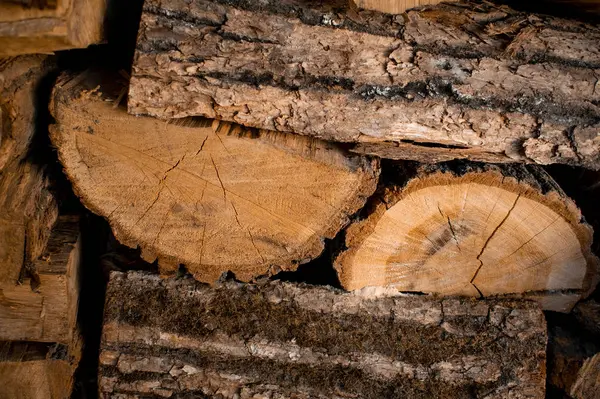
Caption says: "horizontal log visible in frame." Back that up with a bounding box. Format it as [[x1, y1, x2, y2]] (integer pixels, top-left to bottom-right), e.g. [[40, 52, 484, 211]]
[[129, 0, 600, 169], [100, 271, 547, 398], [0, 215, 81, 344], [0, 342, 74, 399], [0, 0, 107, 56], [335, 161, 599, 312], [50, 70, 378, 283]]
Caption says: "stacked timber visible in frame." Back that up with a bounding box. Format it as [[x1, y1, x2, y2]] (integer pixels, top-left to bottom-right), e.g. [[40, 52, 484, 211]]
[[50, 70, 379, 282], [99, 271, 547, 399], [127, 0, 600, 170], [0, 0, 107, 56], [0, 215, 82, 399], [0, 56, 82, 398]]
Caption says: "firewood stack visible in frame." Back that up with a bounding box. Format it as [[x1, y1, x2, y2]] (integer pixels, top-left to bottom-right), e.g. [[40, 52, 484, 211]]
[[1, 0, 600, 398]]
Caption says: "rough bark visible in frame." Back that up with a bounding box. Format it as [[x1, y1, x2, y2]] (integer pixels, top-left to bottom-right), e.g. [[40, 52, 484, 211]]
[[335, 161, 599, 312], [0, 55, 54, 171], [0, 341, 77, 399], [128, 0, 600, 169], [570, 353, 600, 399], [0, 162, 58, 288], [0, 215, 81, 344], [0, 0, 107, 56], [100, 271, 547, 399], [50, 70, 378, 283]]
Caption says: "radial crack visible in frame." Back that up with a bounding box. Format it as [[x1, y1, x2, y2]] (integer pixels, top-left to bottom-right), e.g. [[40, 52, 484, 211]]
[[470, 194, 521, 297]]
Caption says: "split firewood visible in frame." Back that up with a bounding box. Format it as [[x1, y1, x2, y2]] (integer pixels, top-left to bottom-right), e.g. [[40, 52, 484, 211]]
[[570, 353, 600, 399], [50, 71, 378, 283], [0, 342, 76, 399], [129, 0, 600, 170], [0, 163, 58, 289], [0, 0, 106, 56], [335, 162, 599, 312], [1, 55, 54, 171], [100, 272, 547, 398], [351, 0, 445, 14], [0, 215, 81, 399], [0, 214, 81, 344]]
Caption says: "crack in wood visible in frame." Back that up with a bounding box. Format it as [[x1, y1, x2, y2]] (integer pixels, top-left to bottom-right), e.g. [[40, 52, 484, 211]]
[[470, 194, 521, 297]]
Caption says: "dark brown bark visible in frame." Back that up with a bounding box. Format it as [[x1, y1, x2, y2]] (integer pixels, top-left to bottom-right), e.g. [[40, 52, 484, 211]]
[[100, 271, 547, 398], [129, 0, 600, 169]]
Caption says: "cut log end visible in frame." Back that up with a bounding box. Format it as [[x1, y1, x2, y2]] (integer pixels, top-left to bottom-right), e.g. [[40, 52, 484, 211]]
[[50, 71, 379, 283], [335, 163, 599, 312]]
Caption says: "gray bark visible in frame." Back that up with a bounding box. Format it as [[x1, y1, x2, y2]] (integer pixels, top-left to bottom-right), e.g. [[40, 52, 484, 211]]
[[129, 0, 600, 169], [100, 272, 547, 398]]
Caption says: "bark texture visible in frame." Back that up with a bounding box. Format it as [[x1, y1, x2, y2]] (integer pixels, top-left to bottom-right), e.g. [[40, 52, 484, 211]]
[[100, 272, 547, 399], [0, 0, 107, 56], [50, 70, 378, 283], [129, 0, 600, 169], [570, 353, 600, 399], [335, 161, 599, 312]]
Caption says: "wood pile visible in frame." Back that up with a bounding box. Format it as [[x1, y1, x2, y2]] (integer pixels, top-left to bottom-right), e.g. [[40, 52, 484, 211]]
[[0, 0, 599, 398]]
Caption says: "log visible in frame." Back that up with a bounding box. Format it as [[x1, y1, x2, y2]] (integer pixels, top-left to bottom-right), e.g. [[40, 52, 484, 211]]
[[100, 271, 547, 398], [334, 162, 599, 312], [128, 0, 600, 170], [0, 0, 107, 56], [0, 342, 76, 399], [570, 353, 600, 399], [0, 214, 81, 344], [352, 0, 445, 14], [50, 71, 379, 283], [0, 163, 58, 288], [547, 321, 600, 396], [0, 215, 81, 399], [1, 55, 54, 171]]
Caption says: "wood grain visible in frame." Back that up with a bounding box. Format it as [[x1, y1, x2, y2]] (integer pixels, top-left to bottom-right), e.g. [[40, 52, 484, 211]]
[[335, 162, 599, 312], [50, 70, 378, 283], [352, 0, 444, 14], [0, 0, 107, 56]]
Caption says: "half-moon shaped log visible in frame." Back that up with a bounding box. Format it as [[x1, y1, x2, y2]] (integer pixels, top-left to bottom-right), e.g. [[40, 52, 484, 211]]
[[335, 162, 599, 312], [50, 71, 379, 283]]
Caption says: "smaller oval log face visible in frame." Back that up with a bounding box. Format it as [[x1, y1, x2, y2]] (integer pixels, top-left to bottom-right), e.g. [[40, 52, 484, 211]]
[[335, 166, 598, 312], [50, 71, 379, 283]]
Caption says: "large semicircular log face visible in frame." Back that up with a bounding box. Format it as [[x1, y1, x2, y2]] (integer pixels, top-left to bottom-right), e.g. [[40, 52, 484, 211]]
[[337, 172, 597, 311], [50, 78, 378, 283]]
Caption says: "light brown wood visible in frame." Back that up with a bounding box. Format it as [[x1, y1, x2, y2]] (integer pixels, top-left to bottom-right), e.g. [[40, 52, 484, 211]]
[[0, 341, 77, 399], [0, 215, 81, 343], [50, 71, 379, 283], [128, 0, 600, 170], [100, 271, 547, 398], [0, 0, 107, 56], [352, 0, 444, 14], [0, 162, 58, 287], [335, 163, 599, 312], [570, 353, 600, 399]]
